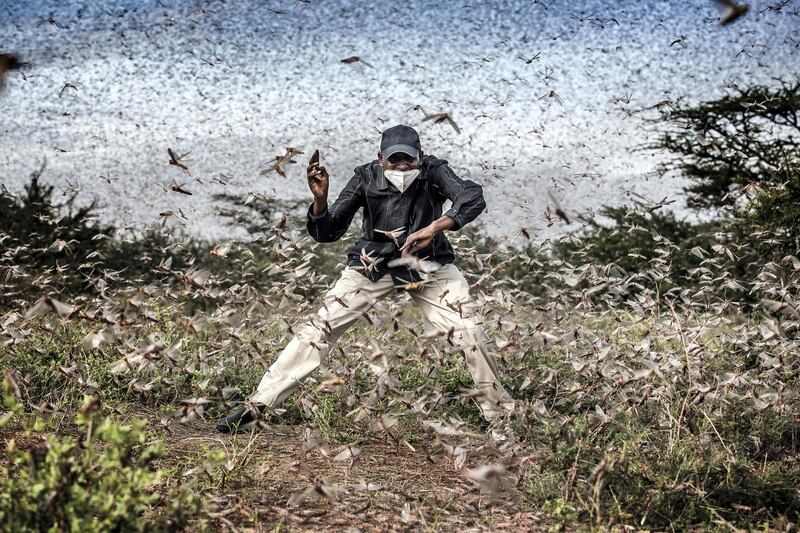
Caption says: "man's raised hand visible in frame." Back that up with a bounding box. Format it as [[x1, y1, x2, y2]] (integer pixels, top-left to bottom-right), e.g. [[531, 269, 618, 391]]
[[307, 149, 329, 200]]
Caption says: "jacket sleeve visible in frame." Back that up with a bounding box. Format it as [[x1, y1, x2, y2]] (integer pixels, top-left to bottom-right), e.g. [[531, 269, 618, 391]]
[[306, 168, 364, 242], [431, 163, 487, 231]]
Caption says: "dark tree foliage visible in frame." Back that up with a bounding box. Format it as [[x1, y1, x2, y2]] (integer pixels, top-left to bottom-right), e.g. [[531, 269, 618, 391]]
[[0, 163, 218, 308], [211, 191, 351, 294], [648, 80, 799, 212], [730, 167, 800, 257], [539, 81, 799, 306], [554, 206, 728, 295], [212, 192, 307, 235], [0, 162, 115, 302]]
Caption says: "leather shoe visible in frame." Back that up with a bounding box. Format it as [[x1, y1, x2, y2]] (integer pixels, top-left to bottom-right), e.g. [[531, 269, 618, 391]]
[[216, 404, 265, 433]]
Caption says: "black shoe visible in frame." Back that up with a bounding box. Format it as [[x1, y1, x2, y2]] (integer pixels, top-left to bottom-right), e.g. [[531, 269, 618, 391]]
[[216, 404, 265, 433]]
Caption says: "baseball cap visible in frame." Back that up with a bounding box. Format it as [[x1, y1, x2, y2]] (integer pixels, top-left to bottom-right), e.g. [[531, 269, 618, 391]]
[[380, 124, 421, 159]]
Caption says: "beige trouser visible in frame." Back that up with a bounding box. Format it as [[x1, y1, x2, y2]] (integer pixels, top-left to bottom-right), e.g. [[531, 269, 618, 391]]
[[250, 263, 515, 421]]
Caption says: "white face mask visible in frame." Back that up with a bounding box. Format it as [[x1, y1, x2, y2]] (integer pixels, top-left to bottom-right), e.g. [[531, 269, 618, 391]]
[[383, 168, 420, 193]]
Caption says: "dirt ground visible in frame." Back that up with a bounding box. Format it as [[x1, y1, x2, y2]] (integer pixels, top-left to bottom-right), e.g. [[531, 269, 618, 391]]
[[163, 421, 546, 532]]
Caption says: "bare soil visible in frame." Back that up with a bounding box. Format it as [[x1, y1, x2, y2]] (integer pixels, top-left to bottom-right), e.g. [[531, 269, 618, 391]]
[[163, 421, 546, 532]]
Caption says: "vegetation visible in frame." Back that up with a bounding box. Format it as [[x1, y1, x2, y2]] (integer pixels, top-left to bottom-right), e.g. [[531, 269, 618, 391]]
[[646, 80, 800, 256], [0, 391, 200, 532], [1, 82, 799, 530]]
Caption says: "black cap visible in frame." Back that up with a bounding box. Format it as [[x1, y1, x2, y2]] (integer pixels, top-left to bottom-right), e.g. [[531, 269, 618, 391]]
[[380, 124, 421, 159]]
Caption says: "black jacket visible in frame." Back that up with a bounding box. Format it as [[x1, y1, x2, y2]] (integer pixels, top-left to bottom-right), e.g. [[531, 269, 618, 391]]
[[306, 154, 486, 288]]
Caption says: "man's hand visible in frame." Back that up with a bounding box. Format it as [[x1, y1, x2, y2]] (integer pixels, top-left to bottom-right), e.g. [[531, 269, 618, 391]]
[[399, 225, 438, 254], [307, 149, 329, 201], [399, 216, 456, 254]]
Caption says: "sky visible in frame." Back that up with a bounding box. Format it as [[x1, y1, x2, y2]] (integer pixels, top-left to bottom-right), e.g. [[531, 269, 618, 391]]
[[1, 0, 798, 241]]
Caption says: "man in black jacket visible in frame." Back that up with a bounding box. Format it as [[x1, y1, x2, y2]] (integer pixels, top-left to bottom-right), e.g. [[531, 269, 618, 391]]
[[217, 124, 515, 436]]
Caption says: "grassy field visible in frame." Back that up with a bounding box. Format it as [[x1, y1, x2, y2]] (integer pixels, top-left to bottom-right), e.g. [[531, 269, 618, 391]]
[[1, 215, 799, 532]]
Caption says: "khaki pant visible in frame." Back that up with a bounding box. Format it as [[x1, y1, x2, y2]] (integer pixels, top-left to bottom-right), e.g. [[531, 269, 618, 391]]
[[250, 263, 515, 421]]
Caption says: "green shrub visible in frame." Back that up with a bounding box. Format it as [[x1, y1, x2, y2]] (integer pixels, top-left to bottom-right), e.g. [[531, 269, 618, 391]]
[[0, 395, 202, 532]]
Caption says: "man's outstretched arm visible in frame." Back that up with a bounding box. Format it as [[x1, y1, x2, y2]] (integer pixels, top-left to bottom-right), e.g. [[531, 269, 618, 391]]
[[432, 163, 487, 231], [400, 163, 485, 254]]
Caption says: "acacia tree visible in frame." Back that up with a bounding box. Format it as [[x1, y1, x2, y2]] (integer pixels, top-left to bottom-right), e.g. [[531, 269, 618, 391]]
[[560, 81, 799, 300], [572, 81, 799, 258], [648, 80, 800, 254]]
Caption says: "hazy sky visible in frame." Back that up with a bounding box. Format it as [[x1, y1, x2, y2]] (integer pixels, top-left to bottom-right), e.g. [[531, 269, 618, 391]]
[[1, 0, 797, 240]]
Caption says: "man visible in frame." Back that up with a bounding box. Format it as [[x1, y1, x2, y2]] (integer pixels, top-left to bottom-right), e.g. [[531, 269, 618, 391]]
[[217, 124, 515, 436]]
